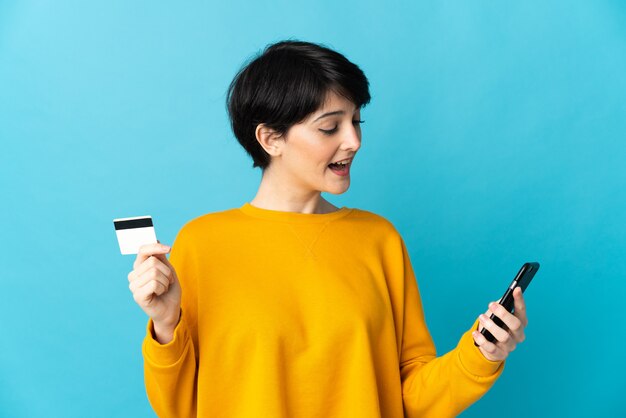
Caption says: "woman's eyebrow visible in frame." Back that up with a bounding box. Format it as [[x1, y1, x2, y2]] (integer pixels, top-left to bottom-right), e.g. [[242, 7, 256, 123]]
[[313, 110, 345, 122], [312, 107, 359, 123]]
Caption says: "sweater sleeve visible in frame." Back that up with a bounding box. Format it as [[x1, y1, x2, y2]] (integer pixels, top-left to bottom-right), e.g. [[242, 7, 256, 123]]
[[394, 236, 505, 418], [141, 224, 199, 418]]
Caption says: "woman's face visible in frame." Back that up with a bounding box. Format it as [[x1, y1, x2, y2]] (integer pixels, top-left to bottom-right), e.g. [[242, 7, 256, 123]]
[[260, 90, 363, 195]]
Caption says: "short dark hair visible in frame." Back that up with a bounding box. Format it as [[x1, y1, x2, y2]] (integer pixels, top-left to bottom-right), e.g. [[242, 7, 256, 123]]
[[225, 39, 371, 171]]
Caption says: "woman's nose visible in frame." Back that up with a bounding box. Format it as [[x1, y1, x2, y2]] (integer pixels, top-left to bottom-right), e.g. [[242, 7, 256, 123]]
[[343, 126, 362, 150]]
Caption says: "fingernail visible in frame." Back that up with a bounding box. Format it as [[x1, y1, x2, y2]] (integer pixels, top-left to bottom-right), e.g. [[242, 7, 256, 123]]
[[489, 302, 494, 308]]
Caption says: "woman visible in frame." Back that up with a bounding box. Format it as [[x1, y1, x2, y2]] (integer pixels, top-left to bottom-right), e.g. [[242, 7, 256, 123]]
[[128, 40, 528, 418]]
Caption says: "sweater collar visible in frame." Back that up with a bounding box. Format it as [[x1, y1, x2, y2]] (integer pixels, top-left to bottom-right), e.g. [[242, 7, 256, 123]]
[[239, 202, 353, 223]]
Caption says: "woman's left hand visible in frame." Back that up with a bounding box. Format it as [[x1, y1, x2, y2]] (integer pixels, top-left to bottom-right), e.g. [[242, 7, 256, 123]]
[[472, 287, 528, 362]]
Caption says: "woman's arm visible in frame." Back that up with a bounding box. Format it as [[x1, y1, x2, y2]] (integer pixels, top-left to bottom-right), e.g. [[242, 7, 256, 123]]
[[141, 225, 199, 418], [389, 236, 505, 418], [143, 309, 198, 417]]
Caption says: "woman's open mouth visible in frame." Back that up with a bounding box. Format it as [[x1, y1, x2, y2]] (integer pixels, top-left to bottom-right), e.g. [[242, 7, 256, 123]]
[[328, 160, 351, 176]]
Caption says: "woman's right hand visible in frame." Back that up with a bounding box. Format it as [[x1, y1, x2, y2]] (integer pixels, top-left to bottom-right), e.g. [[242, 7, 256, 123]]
[[128, 242, 182, 341]]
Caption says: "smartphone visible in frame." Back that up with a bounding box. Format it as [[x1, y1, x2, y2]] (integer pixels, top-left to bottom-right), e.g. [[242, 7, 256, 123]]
[[475, 262, 540, 346]]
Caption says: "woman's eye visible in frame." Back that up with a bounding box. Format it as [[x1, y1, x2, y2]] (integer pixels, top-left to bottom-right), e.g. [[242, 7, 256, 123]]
[[320, 126, 338, 135], [319, 120, 365, 136]]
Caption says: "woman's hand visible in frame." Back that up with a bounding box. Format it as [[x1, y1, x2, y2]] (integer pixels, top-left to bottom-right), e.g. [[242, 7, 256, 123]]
[[127, 241, 182, 341], [472, 287, 528, 362]]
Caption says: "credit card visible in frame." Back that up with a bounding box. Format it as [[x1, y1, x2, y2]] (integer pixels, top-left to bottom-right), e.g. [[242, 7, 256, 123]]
[[113, 215, 158, 255]]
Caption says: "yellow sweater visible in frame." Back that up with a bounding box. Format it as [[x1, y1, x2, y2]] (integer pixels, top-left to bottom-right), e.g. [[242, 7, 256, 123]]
[[142, 203, 505, 418]]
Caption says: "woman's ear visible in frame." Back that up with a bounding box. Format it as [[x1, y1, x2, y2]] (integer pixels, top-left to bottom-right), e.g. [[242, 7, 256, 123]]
[[255, 123, 283, 156]]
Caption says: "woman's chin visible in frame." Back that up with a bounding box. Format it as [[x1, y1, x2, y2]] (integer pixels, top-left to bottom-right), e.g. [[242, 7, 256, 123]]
[[323, 182, 350, 195]]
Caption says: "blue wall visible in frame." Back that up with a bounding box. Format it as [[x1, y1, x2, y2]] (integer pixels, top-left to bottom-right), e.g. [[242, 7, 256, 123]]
[[1, 1, 624, 416]]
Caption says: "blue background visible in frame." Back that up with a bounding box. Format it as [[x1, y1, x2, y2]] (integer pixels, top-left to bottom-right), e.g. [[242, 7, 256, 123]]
[[1, 1, 624, 417]]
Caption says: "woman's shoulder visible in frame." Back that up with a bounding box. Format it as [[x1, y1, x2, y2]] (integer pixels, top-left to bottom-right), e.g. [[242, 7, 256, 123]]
[[187, 207, 240, 225], [347, 207, 404, 239], [174, 207, 242, 240]]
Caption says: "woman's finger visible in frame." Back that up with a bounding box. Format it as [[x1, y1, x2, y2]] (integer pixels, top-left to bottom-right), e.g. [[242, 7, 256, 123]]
[[133, 279, 167, 305], [154, 240, 176, 273], [513, 287, 528, 328], [478, 313, 511, 345], [487, 300, 524, 341], [472, 330, 506, 360], [151, 253, 176, 283], [477, 307, 491, 333], [129, 266, 170, 294], [130, 256, 172, 285], [133, 243, 171, 270]]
